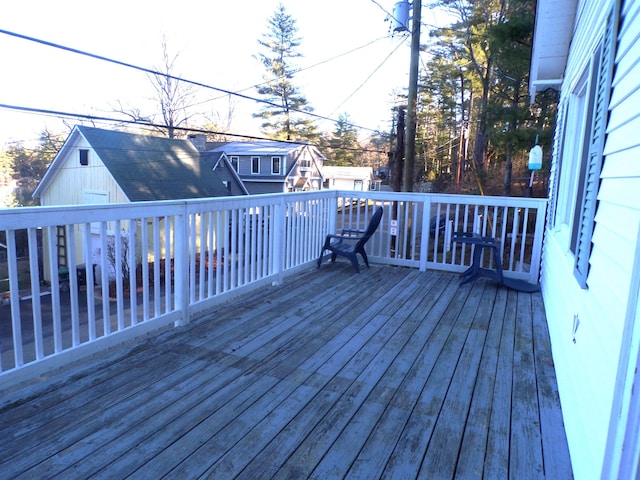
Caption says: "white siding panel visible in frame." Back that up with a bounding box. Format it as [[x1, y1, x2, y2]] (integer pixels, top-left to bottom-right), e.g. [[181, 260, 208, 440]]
[[608, 44, 640, 111], [541, 232, 613, 478], [607, 86, 640, 130], [614, 12, 640, 64], [601, 146, 640, 178], [598, 178, 640, 209], [595, 202, 640, 241], [590, 223, 635, 300], [603, 118, 640, 156], [618, 0, 640, 53]]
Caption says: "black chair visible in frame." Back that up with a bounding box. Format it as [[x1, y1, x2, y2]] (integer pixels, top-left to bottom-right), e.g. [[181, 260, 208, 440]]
[[317, 207, 384, 273]]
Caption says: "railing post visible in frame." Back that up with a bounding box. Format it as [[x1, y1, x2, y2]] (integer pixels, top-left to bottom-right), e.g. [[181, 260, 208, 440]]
[[174, 204, 189, 326], [420, 194, 431, 272], [530, 199, 548, 284], [328, 193, 338, 236], [271, 197, 286, 285], [6, 230, 24, 368]]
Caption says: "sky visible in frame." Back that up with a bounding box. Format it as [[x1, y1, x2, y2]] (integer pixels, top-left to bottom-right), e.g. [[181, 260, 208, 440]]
[[0, 0, 449, 146]]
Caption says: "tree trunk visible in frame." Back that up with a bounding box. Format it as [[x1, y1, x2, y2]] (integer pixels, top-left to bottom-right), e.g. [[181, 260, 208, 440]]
[[503, 151, 512, 196]]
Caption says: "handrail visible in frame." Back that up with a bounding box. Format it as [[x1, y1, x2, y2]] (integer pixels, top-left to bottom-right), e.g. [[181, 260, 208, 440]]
[[0, 190, 546, 385]]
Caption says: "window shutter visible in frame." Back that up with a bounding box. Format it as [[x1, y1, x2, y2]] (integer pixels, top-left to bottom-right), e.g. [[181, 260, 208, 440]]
[[548, 99, 567, 229], [573, 1, 621, 287]]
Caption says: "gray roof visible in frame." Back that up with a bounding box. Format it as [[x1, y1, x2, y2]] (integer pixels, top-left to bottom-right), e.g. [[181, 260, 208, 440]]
[[208, 141, 306, 156], [77, 126, 230, 201]]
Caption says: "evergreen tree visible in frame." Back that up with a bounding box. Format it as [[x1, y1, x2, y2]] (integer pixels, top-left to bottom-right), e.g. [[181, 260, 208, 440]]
[[418, 0, 543, 195], [325, 113, 360, 166], [254, 3, 317, 142], [3, 129, 63, 206]]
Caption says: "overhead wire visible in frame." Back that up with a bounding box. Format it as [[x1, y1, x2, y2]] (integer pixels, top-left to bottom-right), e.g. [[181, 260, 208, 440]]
[[0, 103, 389, 155], [202, 35, 393, 106], [0, 103, 286, 143], [0, 28, 393, 136], [328, 36, 408, 119]]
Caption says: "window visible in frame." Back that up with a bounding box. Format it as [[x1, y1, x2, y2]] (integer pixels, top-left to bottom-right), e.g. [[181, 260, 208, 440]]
[[79, 149, 89, 166], [251, 156, 260, 174], [271, 156, 281, 175], [229, 156, 239, 173], [572, 4, 619, 287]]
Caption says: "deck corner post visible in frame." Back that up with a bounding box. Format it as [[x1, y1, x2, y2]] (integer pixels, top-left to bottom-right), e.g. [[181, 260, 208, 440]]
[[530, 198, 547, 284], [174, 205, 190, 327], [420, 194, 431, 272], [271, 197, 286, 284]]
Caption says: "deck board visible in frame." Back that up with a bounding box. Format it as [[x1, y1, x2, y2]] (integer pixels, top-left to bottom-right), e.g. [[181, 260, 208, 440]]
[[0, 265, 572, 479]]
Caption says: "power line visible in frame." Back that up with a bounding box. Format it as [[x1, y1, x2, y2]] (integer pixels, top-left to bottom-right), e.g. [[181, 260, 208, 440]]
[[328, 36, 407, 118], [0, 28, 391, 136], [203, 35, 393, 106], [0, 103, 288, 143], [0, 103, 388, 155]]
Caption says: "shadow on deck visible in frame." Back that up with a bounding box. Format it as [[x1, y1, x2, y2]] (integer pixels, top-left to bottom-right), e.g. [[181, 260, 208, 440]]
[[0, 265, 572, 479]]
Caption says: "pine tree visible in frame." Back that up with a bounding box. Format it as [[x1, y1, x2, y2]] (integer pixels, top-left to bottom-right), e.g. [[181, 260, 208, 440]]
[[325, 113, 360, 166], [254, 4, 317, 142]]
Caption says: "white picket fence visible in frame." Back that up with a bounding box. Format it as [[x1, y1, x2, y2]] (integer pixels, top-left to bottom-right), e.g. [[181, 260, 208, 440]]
[[0, 190, 546, 386]]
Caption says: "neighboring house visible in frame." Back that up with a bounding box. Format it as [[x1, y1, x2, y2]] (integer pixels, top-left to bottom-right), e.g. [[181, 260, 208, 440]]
[[201, 151, 249, 196], [33, 126, 232, 205], [530, 0, 640, 478], [208, 141, 325, 195], [322, 166, 375, 191], [32, 126, 234, 280]]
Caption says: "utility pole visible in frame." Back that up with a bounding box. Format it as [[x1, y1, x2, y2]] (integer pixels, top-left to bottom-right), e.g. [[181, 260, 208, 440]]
[[391, 108, 405, 192], [402, 0, 422, 192]]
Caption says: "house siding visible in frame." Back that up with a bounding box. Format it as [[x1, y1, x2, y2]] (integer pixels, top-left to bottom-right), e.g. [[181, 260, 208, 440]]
[[243, 182, 286, 195], [41, 138, 128, 207], [541, 0, 640, 477]]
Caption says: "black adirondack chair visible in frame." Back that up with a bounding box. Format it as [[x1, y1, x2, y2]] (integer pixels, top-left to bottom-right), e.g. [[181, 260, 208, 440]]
[[317, 207, 384, 273]]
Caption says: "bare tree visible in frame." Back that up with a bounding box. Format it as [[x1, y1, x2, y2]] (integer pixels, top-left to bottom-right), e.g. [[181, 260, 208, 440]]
[[149, 36, 195, 138], [110, 36, 196, 138]]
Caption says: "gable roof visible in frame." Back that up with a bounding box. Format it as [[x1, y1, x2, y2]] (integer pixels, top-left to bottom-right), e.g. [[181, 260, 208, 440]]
[[34, 126, 230, 201], [202, 151, 250, 195], [208, 141, 325, 180], [208, 141, 307, 157]]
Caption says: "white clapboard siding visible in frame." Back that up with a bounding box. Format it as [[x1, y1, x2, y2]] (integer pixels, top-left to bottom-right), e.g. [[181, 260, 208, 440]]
[[540, 0, 640, 477]]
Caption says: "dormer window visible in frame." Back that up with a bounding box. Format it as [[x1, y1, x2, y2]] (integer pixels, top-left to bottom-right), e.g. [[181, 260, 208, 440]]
[[230, 156, 239, 173], [251, 156, 260, 174], [79, 149, 89, 166], [271, 156, 281, 175]]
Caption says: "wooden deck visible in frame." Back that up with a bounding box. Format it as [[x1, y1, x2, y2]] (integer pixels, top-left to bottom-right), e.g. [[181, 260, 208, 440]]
[[0, 265, 572, 479]]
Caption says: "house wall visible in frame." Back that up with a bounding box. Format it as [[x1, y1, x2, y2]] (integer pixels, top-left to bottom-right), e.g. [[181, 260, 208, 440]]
[[40, 139, 128, 207], [236, 154, 287, 178], [541, 0, 640, 477], [213, 161, 246, 196], [243, 182, 286, 195], [324, 176, 372, 191], [39, 139, 129, 280]]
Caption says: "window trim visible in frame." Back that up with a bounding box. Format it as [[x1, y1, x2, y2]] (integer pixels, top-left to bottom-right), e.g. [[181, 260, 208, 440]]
[[229, 156, 239, 173], [271, 156, 282, 175], [251, 156, 260, 175], [79, 149, 89, 166]]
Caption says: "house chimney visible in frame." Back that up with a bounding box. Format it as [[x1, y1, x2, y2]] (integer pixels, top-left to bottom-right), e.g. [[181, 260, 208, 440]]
[[188, 134, 207, 151]]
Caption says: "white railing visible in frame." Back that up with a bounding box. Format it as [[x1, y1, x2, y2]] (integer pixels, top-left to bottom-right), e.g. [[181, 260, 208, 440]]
[[0, 190, 546, 385]]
